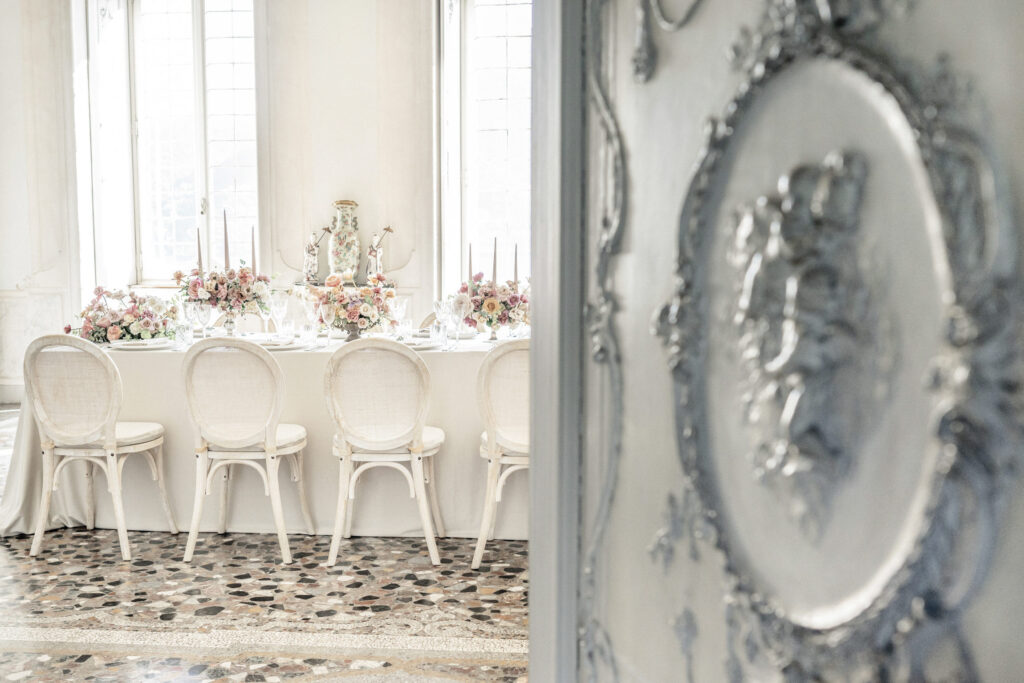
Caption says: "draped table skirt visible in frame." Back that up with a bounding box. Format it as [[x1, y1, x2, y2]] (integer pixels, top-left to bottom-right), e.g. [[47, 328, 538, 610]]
[[0, 340, 528, 540]]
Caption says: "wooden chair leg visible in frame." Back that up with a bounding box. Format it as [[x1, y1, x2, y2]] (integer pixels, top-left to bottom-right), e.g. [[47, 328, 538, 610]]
[[266, 456, 292, 564], [29, 449, 56, 557], [292, 453, 315, 536], [426, 456, 446, 538], [84, 461, 95, 531], [472, 457, 502, 569], [327, 455, 353, 566], [217, 465, 231, 534], [154, 445, 178, 534], [411, 456, 440, 566], [107, 453, 132, 561], [184, 452, 209, 562]]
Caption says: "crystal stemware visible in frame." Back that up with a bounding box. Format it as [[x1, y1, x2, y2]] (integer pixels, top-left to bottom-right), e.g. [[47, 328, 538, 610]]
[[270, 290, 290, 338], [320, 301, 337, 344]]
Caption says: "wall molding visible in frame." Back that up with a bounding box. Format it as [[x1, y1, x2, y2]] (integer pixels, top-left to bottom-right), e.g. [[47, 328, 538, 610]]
[[651, 0, 1022, 679]]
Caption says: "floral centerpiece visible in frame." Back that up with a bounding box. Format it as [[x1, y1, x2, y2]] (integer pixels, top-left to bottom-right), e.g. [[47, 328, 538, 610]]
[[308, 272, 396, 340], [65, 287, 178, 344], [457, 273, 530, 339], [174, 266, 270, 335]]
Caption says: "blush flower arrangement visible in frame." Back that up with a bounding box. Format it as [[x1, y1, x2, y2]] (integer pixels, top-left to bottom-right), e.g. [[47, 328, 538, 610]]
[[308, 272, 397, 334], [457, 273, 530, 335], [65, 287, 178, 344], [174, 266, 271, 316]]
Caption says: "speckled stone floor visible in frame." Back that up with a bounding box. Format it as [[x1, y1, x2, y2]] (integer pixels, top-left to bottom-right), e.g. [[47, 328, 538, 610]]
[[0, 412, 529, 681]]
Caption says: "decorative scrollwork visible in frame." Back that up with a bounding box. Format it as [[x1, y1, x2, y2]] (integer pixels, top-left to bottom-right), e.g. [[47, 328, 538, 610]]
[[632, 0, 707, 82], [581, 0, 628, 681], [729, 149, 895, 540], [651, 0, 1022, 679]]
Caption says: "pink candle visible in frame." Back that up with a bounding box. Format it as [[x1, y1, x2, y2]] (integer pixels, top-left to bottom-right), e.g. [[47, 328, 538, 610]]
[[196, 227, 204, 277], [223, 210, 230, 270]]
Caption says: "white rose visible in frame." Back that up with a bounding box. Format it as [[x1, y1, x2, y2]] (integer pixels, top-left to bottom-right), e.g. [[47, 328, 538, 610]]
[[253, 281, 270, 299], [197, 289, 210, 300], [129, 321, 142, 335], [359, 303, 372, 316]]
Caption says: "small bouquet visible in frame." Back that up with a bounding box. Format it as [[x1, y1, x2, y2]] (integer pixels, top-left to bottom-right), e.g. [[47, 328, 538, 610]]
[[174, 266, 270, 316], [310, 272, 396, 333], [457, 273, 530, 334], [65, 287, 178, 343]]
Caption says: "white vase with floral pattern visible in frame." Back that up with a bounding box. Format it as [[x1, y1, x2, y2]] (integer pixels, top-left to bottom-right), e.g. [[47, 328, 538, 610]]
[[329, 200, 360, 277]]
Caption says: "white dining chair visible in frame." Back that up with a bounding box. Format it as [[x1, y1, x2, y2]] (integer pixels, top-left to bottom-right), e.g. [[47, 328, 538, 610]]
[[182, 337, 314, 564], [212, 313, 276, 334], [23, 334, 178, 561], [472, 339, 529, 568], [324, 338, 446, 566]]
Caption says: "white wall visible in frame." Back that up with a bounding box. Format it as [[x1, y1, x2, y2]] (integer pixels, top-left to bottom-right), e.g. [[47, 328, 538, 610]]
[[578, 0, 1024, 680], [0, 0, 78, 403], [0, 0, 437, 397], [257, 0, 436, 321]]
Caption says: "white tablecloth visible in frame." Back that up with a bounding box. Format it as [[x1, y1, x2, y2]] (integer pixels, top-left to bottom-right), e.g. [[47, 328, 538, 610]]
[[0, 340, 528, 540]]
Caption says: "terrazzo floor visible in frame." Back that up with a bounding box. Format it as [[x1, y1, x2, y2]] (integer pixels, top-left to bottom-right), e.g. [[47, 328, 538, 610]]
[[0, 409, 529, 681]]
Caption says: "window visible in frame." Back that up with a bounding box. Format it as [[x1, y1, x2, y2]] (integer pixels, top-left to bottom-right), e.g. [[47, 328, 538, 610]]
[[75, 0, 259, 288], [441, 0, 531, 293]]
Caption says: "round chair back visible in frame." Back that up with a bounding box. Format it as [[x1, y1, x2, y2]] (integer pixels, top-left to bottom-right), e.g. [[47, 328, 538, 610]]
[[23, 334, 122, 449], [183, 338, 284, 449], [478, 339, 530, 454], [325, 338, 430, 452]]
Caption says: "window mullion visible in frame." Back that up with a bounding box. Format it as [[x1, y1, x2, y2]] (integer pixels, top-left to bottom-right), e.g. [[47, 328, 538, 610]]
[[192, 0, 210, 270], [127, 0, 143, 285]]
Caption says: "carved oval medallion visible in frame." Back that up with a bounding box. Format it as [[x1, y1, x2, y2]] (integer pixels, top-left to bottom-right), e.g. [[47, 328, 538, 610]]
[[654, 29, 1020, 676]]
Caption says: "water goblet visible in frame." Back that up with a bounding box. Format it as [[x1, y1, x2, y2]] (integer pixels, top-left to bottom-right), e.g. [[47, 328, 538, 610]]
[[270, 290, 290, 338], [320, 301, 337, 344]]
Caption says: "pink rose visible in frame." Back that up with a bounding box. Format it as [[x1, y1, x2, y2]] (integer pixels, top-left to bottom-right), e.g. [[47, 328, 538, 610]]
[[346, 307, 360, 322], [473, 273, 484, 282], [324, 273, 343, 288], [188, 279, 202, 299], [96, 316, 112, 328], [466, 317, 477, 328], [459, 283, 469, 294], [107, 325, 122, 341], [63, 324, 72, 334], [508, 294, 520, 306]]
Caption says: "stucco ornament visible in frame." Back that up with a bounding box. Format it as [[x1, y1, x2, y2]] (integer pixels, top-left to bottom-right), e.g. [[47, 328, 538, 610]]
[[730, 150, 895, 540], [650, 0, 1023, 679]]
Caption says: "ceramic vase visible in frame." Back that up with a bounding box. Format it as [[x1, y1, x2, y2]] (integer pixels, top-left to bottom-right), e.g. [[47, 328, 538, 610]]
[[330, 200, 360, 276]]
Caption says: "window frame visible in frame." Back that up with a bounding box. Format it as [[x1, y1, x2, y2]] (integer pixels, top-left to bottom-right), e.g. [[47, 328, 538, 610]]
[[124, 0, 257, 287], [439, 0, 532, 296]]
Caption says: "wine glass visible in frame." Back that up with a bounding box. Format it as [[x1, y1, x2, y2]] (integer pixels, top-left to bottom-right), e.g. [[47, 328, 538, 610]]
[[433, 298, 453, 351], [319, 301, 337, 344], [301, 296, 319, 344], [183, 301, 200, 339], [270, 290, 290, 338]]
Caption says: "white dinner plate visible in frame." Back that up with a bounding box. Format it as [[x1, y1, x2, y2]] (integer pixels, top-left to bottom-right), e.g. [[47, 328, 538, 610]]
[[110, 338, 173, 351], [405, 340, 442, 351], [264, 341, 309, 352]]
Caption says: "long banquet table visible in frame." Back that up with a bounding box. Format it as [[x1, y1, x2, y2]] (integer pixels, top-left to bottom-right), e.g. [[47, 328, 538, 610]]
[[0, 339, 528, 541]]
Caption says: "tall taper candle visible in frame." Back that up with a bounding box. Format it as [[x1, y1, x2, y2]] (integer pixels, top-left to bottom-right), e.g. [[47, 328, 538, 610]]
[[492, 237, 497, 283], [223, 210, 229, 270], [468, 243, 473, 281], [196, 227, 204, 277], [251, 226, 256, 271], [514, 243, 518, 291]]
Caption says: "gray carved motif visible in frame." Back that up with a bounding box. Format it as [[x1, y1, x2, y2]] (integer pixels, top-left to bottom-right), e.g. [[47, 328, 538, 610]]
[[632, 0, 707, 82], [729, 150, 894, 540], [581, 0, 628, 680], [649, 0, 1023, 680]]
